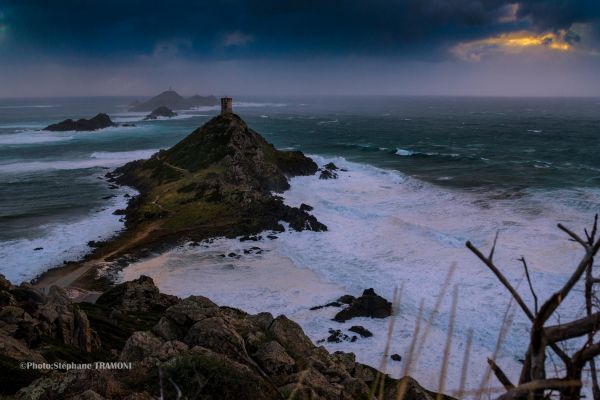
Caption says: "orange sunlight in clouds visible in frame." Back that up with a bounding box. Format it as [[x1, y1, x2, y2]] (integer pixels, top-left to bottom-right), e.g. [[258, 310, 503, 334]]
[[452, 30, 573, 61]]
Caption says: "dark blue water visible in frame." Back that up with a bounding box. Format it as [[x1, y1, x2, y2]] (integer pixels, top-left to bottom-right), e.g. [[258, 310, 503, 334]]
[[1, 96, 599, 281]]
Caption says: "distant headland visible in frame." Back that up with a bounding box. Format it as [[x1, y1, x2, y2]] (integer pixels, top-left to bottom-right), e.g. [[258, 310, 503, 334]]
[[128, 89, 218, 112]]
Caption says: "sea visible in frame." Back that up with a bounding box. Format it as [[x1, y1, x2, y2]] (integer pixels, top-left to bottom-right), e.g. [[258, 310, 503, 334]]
[[1, 96, 599, 393]]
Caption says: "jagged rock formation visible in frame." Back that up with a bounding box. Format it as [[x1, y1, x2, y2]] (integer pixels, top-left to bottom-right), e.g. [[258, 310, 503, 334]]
[[334, 288, 393, 322], [103, 113, 325, 255], [43, 113, 116, 131], [143, 106, 177, 120], [319, 162, 339, 180], [0, 274, 452, 400], [129, 90, 217, 112]]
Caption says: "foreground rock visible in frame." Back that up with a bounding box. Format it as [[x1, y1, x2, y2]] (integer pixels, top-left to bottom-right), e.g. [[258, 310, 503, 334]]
[[0, 275, 451, 400], [143, 106, 177, 120], [129, 89, 217, 112], [334, 288, 393, 322], [44, 113, 116, 131], [107, 112, 326, 256]]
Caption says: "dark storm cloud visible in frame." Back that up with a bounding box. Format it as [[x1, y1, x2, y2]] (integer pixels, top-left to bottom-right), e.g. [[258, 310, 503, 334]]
[[516, 0, 600, 31], [1, 0, 597, 62]]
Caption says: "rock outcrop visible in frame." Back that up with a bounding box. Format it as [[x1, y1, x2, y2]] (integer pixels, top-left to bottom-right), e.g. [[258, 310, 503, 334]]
[[319, 162, 339, 180], [129, 90, 217, 112], [44, 113, 116, 131], [143, 106, 177, 120], [106, 113, 325, 256], [334, 288, 393, 322], [0, 275, 452, 400]]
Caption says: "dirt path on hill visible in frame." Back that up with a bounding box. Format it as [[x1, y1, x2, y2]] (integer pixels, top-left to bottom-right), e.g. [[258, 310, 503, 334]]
[[33, 220, 163, 293]]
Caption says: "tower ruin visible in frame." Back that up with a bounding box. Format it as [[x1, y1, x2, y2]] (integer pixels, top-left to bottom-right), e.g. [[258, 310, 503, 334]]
[[220, 97, 233, 115]]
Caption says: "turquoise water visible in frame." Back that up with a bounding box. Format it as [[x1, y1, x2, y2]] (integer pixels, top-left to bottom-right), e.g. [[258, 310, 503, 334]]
[[0, 96, 599, 281]]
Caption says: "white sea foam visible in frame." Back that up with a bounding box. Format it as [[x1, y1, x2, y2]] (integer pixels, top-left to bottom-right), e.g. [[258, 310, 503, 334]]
[[0, 131, 74, 145], [395, 148, 415, 156], [118, 155, 599, 393], [0, 185, 136, 283], [0, 149, 158, 174]]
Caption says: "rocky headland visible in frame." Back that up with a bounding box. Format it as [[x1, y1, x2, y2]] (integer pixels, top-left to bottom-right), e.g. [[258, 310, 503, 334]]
[[87, 112, 325, 263], [129, 90, 218, 112], [0, 274, 451, 399], [43, 113, 116, 132]]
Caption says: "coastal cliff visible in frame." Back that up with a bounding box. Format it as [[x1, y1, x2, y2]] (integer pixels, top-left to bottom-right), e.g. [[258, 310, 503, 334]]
[[0, 274, 451, 400]]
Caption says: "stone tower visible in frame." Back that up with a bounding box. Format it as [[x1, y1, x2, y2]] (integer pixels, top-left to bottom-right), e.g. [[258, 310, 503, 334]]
[[220, 97, 233, 115]]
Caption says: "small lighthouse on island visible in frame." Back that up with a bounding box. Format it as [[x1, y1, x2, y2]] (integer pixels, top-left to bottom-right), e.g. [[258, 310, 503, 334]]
[[220, 97, 233, 115]]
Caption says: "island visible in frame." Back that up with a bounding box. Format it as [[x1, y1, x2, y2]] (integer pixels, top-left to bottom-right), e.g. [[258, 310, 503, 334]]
[[143, 106, 177, 120], [129, 89, 218, 112], [43, 113, 116, 131]]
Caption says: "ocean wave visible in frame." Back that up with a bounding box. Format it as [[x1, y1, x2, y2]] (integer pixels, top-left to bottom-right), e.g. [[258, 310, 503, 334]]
[[0, 105, 58, 109], [394, 148, 460, 158], [116, 154, 598, 392], [0, 131, 74, 145], [0, 149, 158, 174], [0, 185, 136, 283], [395, 148, 415, 156], [317, 119, 339, 125]]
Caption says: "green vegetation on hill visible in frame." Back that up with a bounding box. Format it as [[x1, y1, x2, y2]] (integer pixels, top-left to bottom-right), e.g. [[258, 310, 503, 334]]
[[106, 113, 325, 256]]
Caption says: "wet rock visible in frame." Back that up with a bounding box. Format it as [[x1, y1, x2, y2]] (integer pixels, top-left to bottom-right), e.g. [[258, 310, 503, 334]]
[[348, 326, 373, 338], [299, 203, 314, 212], [319, 169, 338, 180], [391, 354, 402, 362], [333, 288, 392, 322], [310, 301, 342, 311], [337, 295, 355, 305], [326, 329, 350, 343]]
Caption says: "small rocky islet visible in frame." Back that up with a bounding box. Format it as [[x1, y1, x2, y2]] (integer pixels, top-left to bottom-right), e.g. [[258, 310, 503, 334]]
[[143, 106, 177, 120], [43, 113, 116, 131]]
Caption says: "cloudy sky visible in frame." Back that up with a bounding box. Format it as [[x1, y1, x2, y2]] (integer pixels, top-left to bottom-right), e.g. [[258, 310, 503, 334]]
[[0, 0, 599, 97]]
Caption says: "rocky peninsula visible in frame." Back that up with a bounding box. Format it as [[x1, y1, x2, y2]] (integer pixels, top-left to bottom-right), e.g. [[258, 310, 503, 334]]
[[9, 106, 452, 399]]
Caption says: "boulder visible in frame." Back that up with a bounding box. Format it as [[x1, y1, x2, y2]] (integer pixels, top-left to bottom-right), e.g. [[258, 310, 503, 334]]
[[268, 315, 314, 359], [333, 288, 392, 322], [96, 275, 178, 313], [349, 325, 373, 338], [253, 340, 296, 375], [120, 331, 164, 362]]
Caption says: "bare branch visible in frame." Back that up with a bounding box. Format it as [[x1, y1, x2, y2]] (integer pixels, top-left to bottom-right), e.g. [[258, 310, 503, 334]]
[[496, 379, 581, 400], [520, 256, 539, 315], [558, 223, 589, 250], [488, 358, 515, 390], [545, 311, 600, 342], [576, 341, 600, 364], [466, 240, 535, 321]]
